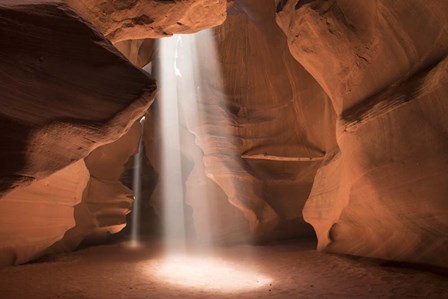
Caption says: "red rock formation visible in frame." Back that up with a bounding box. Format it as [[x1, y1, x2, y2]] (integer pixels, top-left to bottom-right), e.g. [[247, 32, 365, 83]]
[[0, 0, 155, 196], [0, 161, 89, 266], [277, 0, 448, 113], [2, 0, 447, 270], [49, 122, 142, 252], [0, 121, 142, 265], [66, 0, 227, 42], [0, 0, 233, 266], [277, 0, 448, 267], [0, 0, 154, 265], [114, 39, 154, 68], [169, 0, 336, 242]]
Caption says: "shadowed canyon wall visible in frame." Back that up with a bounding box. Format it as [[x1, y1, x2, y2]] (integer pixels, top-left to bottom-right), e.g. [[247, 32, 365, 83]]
[[1, 0, 448, 269], [0, 0, 155, 265], [277, 0, 448, 267], [0, 0, 222, 265], [66, 0, 227, 42], [0, 1, 155, 196], [144, 0, 337, 245], [180, 0, 336, 242]]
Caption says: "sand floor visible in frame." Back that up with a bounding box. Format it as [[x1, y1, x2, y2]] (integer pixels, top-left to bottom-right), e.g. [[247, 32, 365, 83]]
[[0, 240, 447, 299]]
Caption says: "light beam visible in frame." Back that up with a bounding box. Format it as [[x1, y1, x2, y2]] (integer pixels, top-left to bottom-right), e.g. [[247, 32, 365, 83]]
[[129, 116, 145, 247]]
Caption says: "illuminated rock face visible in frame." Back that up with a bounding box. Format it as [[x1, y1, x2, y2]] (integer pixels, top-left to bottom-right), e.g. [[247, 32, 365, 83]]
[[0, 1, 154, 265], [0, 123, 141, 265], [277, 0, 448, 267], [0, 1, 155, 197], [66, 0, 227, 42], [175, 0, 336, 242], [0, 161, 89, 266], [49, 122, 142, 253], [1, 0, 447, 270], [114, 39, 154, 68], [276, 0, 448, 113]]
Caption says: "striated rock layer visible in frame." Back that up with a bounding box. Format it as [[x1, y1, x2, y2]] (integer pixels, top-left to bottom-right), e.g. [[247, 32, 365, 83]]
[[166, 0, 336, 242], [49, 122, 142, 253], [277, 0, 448, 267], [0, 0, 155, 265], [115, 39, 155, 68], [66, 0, 227, 42], [0, 122, 142, 265], [0, 0, 156, 196], [0, 161, 89, 266], [276, 0, 448, 114]]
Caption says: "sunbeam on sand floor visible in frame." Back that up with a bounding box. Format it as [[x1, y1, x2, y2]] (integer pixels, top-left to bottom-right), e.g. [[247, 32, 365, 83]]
[[0, 240, 447, 299], [149, 255, 271, 292]]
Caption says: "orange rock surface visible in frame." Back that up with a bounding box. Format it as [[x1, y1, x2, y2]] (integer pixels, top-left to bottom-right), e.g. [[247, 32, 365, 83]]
[[1, 0, 448, 270], [277, 0, 448, 267], [0, 161, 89, 266], [0, 1, 154, 265], [66, 0, 227, 42]]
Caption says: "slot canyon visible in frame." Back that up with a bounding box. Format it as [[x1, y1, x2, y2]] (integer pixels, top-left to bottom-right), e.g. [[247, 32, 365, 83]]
[[0, 0, 448, 298]]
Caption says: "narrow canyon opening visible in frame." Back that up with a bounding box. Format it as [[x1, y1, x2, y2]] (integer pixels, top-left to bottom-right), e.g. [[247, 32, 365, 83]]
[[1, 0, 448, 298]]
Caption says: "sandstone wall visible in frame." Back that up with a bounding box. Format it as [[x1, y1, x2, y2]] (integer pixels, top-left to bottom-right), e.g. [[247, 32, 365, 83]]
[[0, 0, 153, 266], [171, 0, 337, 242], [277, 0, 448, 267], [0, 0, 155, 196], [0, 0, 227, 266], [65, 0, 227, 42], [0, 161, 89, 266]]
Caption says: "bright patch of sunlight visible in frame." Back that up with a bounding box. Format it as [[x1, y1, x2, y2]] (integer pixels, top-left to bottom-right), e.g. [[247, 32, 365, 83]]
[[149, 255, 272, 292]]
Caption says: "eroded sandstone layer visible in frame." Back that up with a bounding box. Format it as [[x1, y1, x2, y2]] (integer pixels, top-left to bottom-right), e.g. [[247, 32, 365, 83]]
[[2, 0, 447, 270], [0, 0, 155, 196], [158, 0, 337, 243], [0, 0, 155, 265], [115, 39, 154, 68], [49, 122, 142, 253], [0, 161, 89, 266], [277, 0, 448, 267], [0, 122, 143, 265], [66, 0, 227, 42]]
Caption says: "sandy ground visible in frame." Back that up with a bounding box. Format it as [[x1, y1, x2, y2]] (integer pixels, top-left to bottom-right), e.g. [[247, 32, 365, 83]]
[[0, 240, 447, 299]]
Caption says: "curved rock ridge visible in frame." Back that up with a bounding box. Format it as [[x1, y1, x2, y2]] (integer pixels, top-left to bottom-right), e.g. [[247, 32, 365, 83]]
[[0, 122, 142, 266], [0, 160, 89, 266], [305, 57, 448, 267], [276, 0, 448, 113], [180, 110, 252, 245], [0, 1, 156, 196], [0, 0, 155, 265], [172, 0, 336, 242], [277, 0, 448, 266], [49, 122, 142, 253], [115, 39, 154, 68], [66, 0, 227, 43]]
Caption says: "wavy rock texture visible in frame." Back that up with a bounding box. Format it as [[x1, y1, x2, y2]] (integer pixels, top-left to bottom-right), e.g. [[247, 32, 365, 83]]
[[0, 1, 155, 265], [0, 161, 89, 266], [167, 0, 336, 242], [81, 121, 141, 242], [277, 0, 448, 266], [49, 122, 142, 252], [0, 0, 156, 196], [276, 0, 448, 114], [181, 111, 252, 245], [66, 0, 227, 43], [0, 123, 142, 265], [305, 57, 448, 267], [114, 39, 154, 68]]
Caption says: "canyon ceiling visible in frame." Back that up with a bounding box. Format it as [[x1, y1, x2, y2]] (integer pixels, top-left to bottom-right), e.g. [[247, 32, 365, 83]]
[[0, 0, 447, 269]]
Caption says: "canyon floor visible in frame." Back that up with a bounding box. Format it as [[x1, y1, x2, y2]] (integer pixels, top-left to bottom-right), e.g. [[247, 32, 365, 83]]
[[0, 240, 447, 299]]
